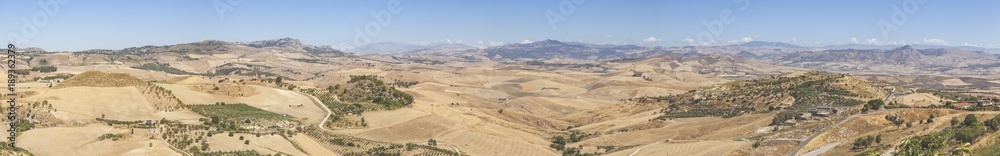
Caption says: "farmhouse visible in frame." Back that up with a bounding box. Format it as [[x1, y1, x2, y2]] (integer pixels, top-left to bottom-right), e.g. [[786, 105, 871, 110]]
[[954, 102, 974, 109]]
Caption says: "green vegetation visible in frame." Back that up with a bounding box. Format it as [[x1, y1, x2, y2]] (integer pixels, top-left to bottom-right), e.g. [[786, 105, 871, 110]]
[[214, 67, 287, 80], [974, 141, 1000, 155], [302, 75, 413, 128], [771, 111, 797, 125], [852, 134, 881, 150], [96, 118, 144, 125], [596, 145, 640, 153], [97, 133, 127, 141], [549, 131, 597, 155], [856, 150, 882, 156], [863, 99, 885, 112], [0, 141, 34, 155], [30, 65, 57, 73], [188, 103, 295, 132], [337, 75, 414, 110], [12, 69, 30, 75], [302, 127, 457, 156], [40, 73, 74, 80], [895, 114, 1000, 156], [132, 63, 193, 75], [389, 80, 419, 88], [12, 119, 33, 136], [188, 103, 290, 121], [657, 72, 872, 118], [196, 150, 262, 156]]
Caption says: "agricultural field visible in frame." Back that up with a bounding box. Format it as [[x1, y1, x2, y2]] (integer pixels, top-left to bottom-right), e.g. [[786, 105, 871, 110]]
[[4, 31, 1000, 155]]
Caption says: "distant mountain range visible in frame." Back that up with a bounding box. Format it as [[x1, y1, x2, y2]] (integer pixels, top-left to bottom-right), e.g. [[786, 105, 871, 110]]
[[821, 44, 999, 52], [778, 45, 999, 66], [350, 42, 477, 54], [21, 37, 1000, 76], [482, 39, 674, 62], [735, 41, 803, 48], [69, 38, 347, 57], [720, 41, 1000, 53]]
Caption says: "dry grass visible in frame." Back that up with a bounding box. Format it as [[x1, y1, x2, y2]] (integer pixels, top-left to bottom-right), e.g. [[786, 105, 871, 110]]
[[189, 83, 260, 97]]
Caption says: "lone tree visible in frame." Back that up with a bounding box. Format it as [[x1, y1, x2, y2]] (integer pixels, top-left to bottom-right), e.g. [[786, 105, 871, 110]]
[[963, 114, 979, 127], [875, 134, 882, 144], [428, 139, 437, 147], [865, 99, 885, 111], [275, 77, 283, 84], [886, 114, 906, 129], [952, 117, 961, 127]]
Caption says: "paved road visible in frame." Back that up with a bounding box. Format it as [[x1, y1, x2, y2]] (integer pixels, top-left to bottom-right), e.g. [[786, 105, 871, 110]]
[[801, 142, 841, 156], [788, 109, 886, 156], [788, 92, 897, 156]]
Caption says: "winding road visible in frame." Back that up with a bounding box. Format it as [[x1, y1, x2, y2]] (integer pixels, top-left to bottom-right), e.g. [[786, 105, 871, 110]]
[[788, 92, 899, 156], [298, 92, 335, 132], [787, 109, 885, 156], [628, 142, 663, 156], [297, 91, 463, 155], [162, 137, 192, 156]]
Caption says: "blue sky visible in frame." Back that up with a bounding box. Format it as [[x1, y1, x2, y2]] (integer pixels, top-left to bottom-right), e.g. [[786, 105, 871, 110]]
[[2, 0, 999, 51]]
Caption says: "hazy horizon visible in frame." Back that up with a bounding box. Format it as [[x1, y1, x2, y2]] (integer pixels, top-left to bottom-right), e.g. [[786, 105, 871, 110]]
[[4, 0, 999, 51]]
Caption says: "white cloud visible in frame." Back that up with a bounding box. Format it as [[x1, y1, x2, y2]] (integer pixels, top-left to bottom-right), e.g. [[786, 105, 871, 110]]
[[961, 43, 979, 47], [683, 38, 697, 46], [866, 38, 880, 45], [600, 34, 613, 38], [859, 38, 907, 45], [725, 37, 755, 44], [488, 41, 505, 46], [407, 40, 436, 46], [917, 38, 950, 46], [850, 37, 859, 44], [642, 37, 660, 42], [521, 40, 532, 44]]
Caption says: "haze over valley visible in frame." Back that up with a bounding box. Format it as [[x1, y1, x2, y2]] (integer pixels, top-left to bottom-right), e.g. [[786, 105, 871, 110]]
[[3, 1, 1000, 156]]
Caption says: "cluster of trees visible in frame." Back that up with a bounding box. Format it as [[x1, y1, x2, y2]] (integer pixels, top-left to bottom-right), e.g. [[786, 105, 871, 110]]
[[659, 72, 867, 119], [895, 114, 1000, 156], [895, 134, 947, 156], [852, 134, 882, 149], [390, 80, 418, 88], [30, 65, 57, 73], [132, 63, 191, 75], [863, 99, 885, 112], [337, 75, 414, 110], [885, 114, 907, 129], [330, 138, 357, 147], [549, 131, 596, 155], [189, 103, 294, 132], [771, 111, 797, 126]]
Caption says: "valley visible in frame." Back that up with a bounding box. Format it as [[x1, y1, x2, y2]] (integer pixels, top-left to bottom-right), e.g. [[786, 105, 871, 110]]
[[3, 38, 1000, 156]]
